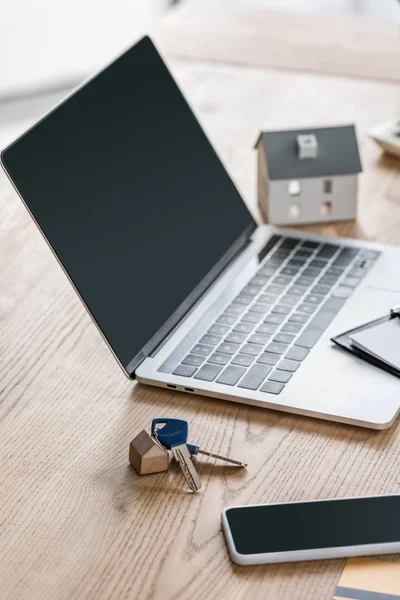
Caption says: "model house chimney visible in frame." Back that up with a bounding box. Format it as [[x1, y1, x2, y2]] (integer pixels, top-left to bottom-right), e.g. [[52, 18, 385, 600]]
[[297, 133, 318, 159]]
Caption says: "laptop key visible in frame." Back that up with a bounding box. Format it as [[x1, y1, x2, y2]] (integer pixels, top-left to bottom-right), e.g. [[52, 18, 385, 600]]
[[217, 342, 240, 355], [259, 266, 278, 277], [242, 311, 263, 324], [256, 323, 278, 335], [309, 259, 328, 269], [182, 354, 205, 367], [281, 267, 299, 276], [288, 258, 307, 267], [234, 322, 254, 334], [326, 266, 345, 276], [280, 237, 299, 249], [231, 353, 254, 367], [192, 344, 213, 356], [332, 286, 353, 299], [280, 295, 298, 306], [200, 334, 222, 346], [285, 346, 309, 361], [194, 364, 222, 382], [217, 314, 236, 325], [273, 276, 292, 286], [295, 328, 324, 349], [173, 364, 197, 377], [323, 297, 346, 312], [249, 302, 271, 314], [312, 284, 331, 295], [251, 275, 269, 286], [249, 333, 270, 345], [266, 285, 285, 294], [348, 267, 367, 278], [208, 353, 231, 366], [274, 333, 295, 344], [260, 381, 285, 395], [281, 322, 302, 334], [217, 365, 246, 386], [301, 240, 319, 249], [289, 312, 309, 324], [296, 276, 314, 287], [272, 305, 291, 315], [304, 294, 324, 305], [259, 293, 278, 304], [242, 285, 261, 296], [265, 342, 287, 355], [269, 370, 292, 383], [257, 353, 280, 366], [316, 243, 339, 259], [342, 277, 359, 288], [308, 309, 336, 330], [297, 303, 316, 314], [302, 268, 320, 278], [209, 323, 230, 335], [225, 332, 247, 344], [240, 344, 261, 356], [233, 294, 254, 306], [287, 285, 305, 296], [333, 247, 359, 266], [225, 303, 246, 316], [238, 364, 272, 390], [295, 249, 313, 258], [320, 275, 339, 286], [264, 314, 285, 325], [277, 359, 300, 372]]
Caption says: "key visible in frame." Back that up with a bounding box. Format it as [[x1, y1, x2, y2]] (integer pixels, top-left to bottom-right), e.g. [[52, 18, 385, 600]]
[[151, 420, 201, 492], [225, 332, 247, 344], [217, 365, 246, 386], [234, 322, 254, 334], [152, 419, 247, 468], [171, 443, 202, 492], [173, 364, 197, 377]]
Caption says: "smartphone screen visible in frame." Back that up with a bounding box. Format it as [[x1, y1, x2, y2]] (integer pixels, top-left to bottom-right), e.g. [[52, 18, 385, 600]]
[[224, 496, 400, 555]]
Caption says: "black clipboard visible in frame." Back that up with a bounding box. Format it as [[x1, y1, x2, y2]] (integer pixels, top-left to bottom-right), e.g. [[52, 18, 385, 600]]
[[331, 305, 400, 379]]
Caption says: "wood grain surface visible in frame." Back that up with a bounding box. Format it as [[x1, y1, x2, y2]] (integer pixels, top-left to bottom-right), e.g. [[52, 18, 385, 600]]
[[155, 2, 400, 83], [1, 8, 400, 600]]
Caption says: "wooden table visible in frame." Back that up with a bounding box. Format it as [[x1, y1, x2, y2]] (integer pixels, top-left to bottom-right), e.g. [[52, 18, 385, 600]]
[[1, 6, 399, 599]]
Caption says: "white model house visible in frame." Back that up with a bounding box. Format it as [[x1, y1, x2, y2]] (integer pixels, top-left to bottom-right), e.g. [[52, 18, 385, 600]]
[[255, 125, 362, 226]]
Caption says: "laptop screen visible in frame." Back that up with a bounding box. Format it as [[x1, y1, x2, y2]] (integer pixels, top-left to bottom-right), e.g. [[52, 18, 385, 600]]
[[1, 37, 255, 374]]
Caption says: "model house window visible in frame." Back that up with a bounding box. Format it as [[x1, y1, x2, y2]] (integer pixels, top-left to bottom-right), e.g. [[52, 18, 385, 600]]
[[289, 203, 301, 219], [324, 179, 332, 193], [289, 180, 301, 196], [321, 201, 332, 216]]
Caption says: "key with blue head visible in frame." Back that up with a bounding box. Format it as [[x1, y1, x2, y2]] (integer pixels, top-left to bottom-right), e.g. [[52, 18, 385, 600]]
[[151, 418, 247, 468], [152, 418, 201, 492]]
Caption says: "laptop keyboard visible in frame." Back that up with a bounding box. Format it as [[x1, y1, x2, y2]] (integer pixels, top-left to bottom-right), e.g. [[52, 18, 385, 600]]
[[168, 235, 380, 395]]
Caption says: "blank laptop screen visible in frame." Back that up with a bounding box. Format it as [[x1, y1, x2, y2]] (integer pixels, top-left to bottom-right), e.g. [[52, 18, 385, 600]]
[[2, 37, 254, 373]]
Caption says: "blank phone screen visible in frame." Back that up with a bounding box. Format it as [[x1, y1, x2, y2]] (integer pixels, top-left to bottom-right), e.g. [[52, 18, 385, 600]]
[[226, 496, 400, 554]]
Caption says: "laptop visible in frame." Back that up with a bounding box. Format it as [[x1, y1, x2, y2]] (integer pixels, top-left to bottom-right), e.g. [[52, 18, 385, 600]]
[[2, 37, 399, 429]]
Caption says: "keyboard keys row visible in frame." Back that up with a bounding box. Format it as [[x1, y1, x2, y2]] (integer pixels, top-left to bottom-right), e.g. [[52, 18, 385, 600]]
[[168, 236, 380, 396]]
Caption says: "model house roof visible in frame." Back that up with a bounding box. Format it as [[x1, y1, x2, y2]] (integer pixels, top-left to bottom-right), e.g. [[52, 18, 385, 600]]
[[256, 125, 362, 181]]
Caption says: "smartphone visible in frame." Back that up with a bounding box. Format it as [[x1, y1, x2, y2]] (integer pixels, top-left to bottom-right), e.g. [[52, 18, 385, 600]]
[[222, 495, 400, 565]]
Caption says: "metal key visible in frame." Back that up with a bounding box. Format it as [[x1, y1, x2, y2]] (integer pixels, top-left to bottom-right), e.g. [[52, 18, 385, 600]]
[[152, 418, 247, 468], [170, 443, 202, 492]]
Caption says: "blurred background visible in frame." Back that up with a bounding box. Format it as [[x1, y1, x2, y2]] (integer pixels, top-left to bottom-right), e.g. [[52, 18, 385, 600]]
[[0, 0, 399, 150]]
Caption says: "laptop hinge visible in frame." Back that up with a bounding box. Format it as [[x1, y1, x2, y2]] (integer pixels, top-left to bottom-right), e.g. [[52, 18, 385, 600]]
[[126, 223, 256, 378]]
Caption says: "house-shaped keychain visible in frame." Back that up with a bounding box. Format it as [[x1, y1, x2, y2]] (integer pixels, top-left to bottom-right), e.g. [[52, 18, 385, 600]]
[[255, 125, 362, 226]]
